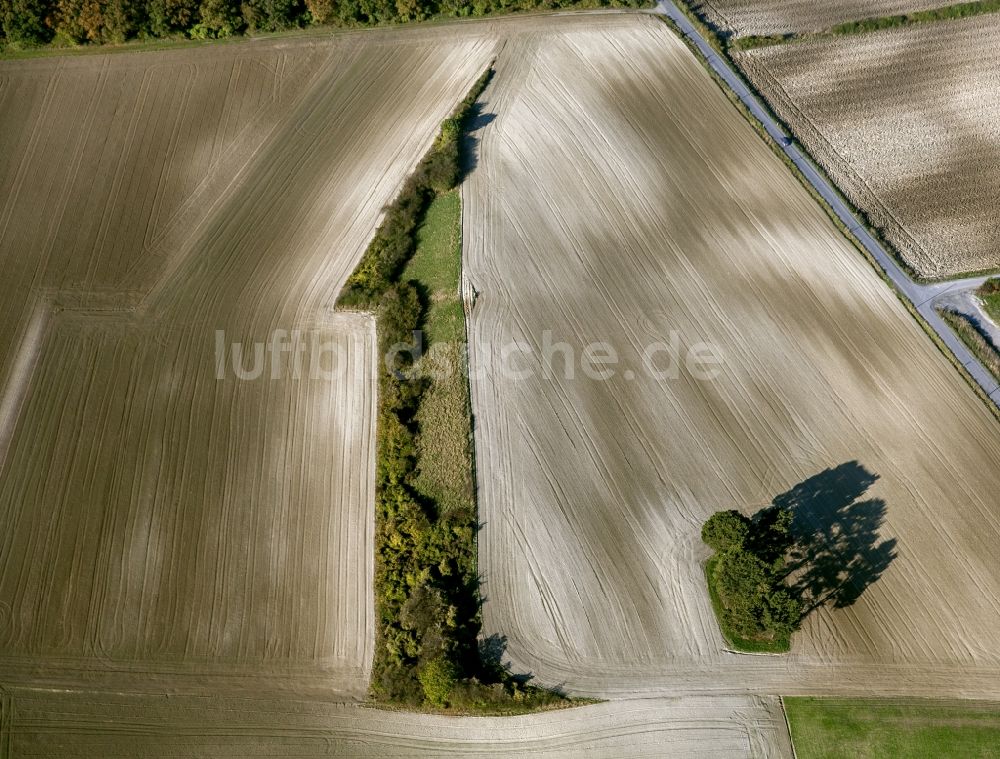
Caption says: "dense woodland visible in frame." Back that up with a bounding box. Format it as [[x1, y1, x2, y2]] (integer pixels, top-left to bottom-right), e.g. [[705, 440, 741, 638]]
[[0, 0, 644, 48]]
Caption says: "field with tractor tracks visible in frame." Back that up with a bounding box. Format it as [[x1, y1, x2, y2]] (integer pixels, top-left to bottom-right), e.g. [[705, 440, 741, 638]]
[[464, 14, 1000, 698]]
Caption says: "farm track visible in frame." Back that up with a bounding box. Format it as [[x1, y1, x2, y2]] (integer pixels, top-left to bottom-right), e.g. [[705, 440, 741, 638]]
[[1, 687, 793, 758], [736, 14, 1000, 279], [465, 14, 1000, 700]]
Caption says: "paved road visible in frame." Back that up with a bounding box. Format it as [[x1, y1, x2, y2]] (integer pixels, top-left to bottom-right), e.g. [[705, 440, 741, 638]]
[[655, 0, 1000, 406]]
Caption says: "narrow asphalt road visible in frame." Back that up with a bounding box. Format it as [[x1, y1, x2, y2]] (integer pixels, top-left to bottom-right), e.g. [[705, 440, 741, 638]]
[[655, 0, 1000, 406]]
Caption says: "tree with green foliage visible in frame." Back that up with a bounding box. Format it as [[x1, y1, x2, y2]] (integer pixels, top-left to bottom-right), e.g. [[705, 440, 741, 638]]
[[146, 0, 199, 35], [701, 509, 749, 553], [240, 0, 305, 31], [1, 0, 54, 44], [192, 0, 242, 36], [419, 655, 457, 707], [702, 504, 802, 649]]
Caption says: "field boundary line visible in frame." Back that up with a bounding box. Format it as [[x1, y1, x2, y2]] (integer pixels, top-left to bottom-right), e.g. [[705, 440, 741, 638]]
[[0, 685, 12, 758], [779, 696, 799, 759]]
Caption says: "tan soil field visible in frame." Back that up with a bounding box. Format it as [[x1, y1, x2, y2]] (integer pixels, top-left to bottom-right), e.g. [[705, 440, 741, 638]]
[[4, 8, 1000, 755], [692, 0, 947, 36], [0, 687, 793, 758], [736, 14, 1000, 279], [0, 29, 495, 698], [465, 15, 1000, 698]]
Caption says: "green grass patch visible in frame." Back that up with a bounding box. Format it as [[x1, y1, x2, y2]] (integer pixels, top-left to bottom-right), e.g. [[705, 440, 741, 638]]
[[404, 192, 476, 515], [938, 308, 1000, 384], [403, 191, 464, 345], [785, 697, 1000, 758], [704, 555, 791, 654], [832, 0, 1000, 35]]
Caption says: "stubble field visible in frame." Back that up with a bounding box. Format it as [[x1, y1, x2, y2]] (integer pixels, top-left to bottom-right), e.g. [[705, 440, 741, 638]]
[[0, 29, 495, 698], [691, 0, 947, 36], [736, 14, 1000, 279], [464, 15, 1000, 697]]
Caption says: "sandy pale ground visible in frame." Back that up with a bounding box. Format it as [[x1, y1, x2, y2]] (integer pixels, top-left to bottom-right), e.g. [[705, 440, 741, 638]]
[[465, 15, 1000, 698]]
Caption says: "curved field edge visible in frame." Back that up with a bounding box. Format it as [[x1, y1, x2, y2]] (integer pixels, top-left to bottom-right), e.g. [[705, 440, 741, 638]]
[[937, 308, 1000, 384]]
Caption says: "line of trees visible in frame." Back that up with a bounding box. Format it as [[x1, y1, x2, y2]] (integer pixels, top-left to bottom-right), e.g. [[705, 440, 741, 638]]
[[0, 0, 645, 48], [339, 69, 566, 712], [701, 506, 802, 648]]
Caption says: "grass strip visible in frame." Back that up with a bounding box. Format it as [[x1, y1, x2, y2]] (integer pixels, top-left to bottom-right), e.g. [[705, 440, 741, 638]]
[[338, 67, 574, 714], [403, 191, 476, 517], [727, 0, 1000, 50], [785, 697, 1000, 758], [938, 308, 1000, 384]]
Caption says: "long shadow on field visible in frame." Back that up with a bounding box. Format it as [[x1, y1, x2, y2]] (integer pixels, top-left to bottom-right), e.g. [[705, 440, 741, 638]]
[[479, 633, 566, 695], [775, 461, 898, 615], [459, 103, 495, 180]]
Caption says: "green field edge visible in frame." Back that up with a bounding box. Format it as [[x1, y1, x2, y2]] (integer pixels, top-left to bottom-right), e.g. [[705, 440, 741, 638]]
[[729, 0, 1000, 50], [703, 555, 791, 654], [784, 696, 1000, 758], [659, 10, 1000, 423], [0, 2, 653, 62]]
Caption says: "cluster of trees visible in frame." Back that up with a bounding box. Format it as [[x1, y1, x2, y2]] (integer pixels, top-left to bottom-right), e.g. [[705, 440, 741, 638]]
[[340, 70, 564, 712], [0, 0, 645, 48], [701, 506, 802, 648]]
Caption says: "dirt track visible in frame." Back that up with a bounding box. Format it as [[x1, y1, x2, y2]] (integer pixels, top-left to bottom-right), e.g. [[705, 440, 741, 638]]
[[0, 687, 793, 758], [464, 14, 1000, 698]]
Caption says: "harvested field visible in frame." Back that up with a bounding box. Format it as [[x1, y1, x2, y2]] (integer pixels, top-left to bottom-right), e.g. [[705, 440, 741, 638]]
[[691, 0, 948, 36], [0, 29, 495, 698], [464, 15, 1000, 697], [0, 687, 793, 758], [736, 14, 1000, 279]]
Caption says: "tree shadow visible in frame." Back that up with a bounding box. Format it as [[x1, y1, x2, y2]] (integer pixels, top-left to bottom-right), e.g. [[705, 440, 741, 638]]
[[774, 461, 898, 615], [459, 103, 496, 181], [477, 633, 566, 696]]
